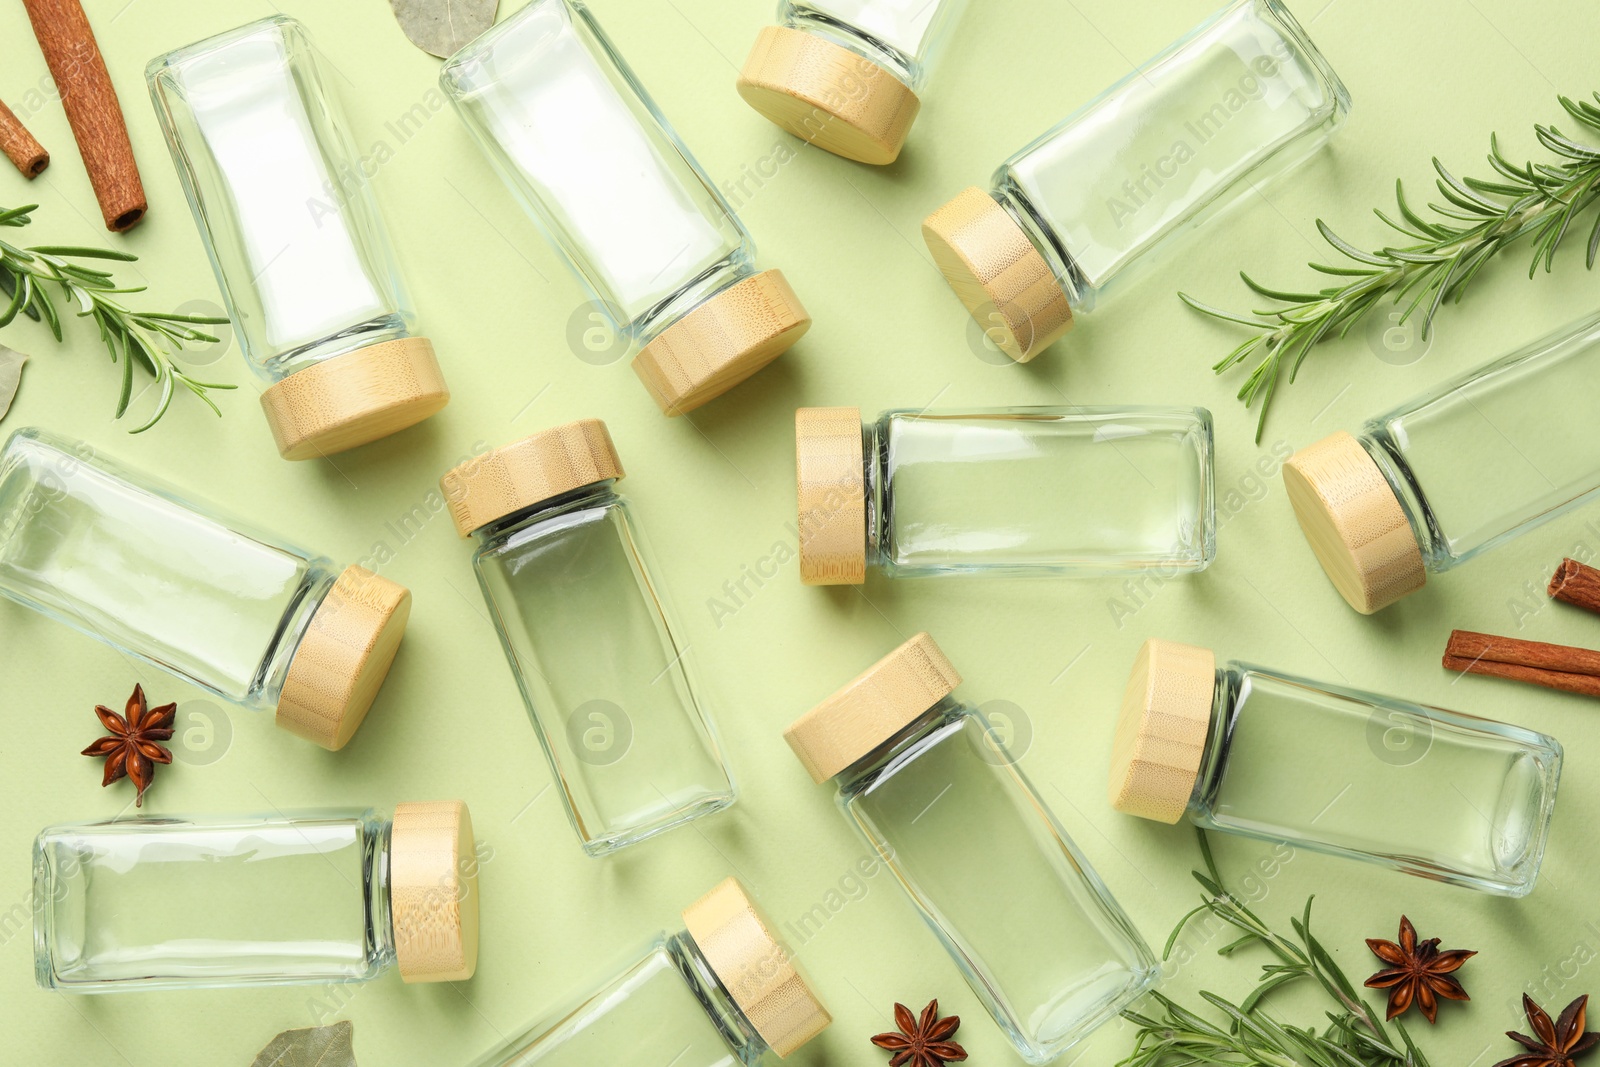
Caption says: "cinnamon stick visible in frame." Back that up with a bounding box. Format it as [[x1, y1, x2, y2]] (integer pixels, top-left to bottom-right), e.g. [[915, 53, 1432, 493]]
[[0, 100, 49, 178], [1443, 629, 1600, 699], [20, 0, 145, 231], [1550, 558, 1600, 617]]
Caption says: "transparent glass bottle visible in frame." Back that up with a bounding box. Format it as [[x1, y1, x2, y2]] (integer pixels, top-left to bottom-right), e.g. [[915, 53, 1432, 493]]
[[923, 0, 1349, 362], [439, 419, 734, 856], [147, 16, 450, 460], [785, 633, 1158, 1064], [795, 405, 1215, 584], [34, 801, 479, 992], [468, 878, 829, 1066], [1110, 639, 1563, 896], [0, 427, 411, 750], [1286, 311, 1600, 613], [737, 0, 969, 165], [441, 0, 810, 416]]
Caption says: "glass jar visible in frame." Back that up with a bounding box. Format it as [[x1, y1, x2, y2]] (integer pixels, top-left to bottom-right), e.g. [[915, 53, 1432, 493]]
[[795, 405, 1215, 584], [0, 427, 410, 750], [1285, 311, 1600, 613], [785, 633, 1157, 1063], [34, 801, 478, 992], [441, 0, 810, 416], [439, 419, 735, 856], [147, 16, 450, 460], [1110, 639, 1563, 896], [467, 878, 829, 1066], [737, 0, 968, 165], [923, 0, 1349, 362]]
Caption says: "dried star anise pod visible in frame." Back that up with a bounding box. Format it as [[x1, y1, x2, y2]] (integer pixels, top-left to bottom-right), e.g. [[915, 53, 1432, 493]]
[[82, 684, 175, 807], [1495, 994, 1600, 1067], [871, 1000, 968, 1067], [1364, 915, 1475, 1023]]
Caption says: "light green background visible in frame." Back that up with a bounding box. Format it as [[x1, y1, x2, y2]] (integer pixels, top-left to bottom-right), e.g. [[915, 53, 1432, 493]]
[[2, 0, 1599, 1062]]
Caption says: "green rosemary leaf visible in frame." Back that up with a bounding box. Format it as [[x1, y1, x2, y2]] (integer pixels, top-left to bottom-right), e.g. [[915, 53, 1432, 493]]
[[1187, 90, 1600, 436], [25, 245, 139, 261]]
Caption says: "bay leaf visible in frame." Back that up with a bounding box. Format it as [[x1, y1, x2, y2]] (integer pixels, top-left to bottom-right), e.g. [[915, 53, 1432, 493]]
[[388, 0, 499, 58], [250, 1021, 357, 1067], [0, 345, 27, 425]]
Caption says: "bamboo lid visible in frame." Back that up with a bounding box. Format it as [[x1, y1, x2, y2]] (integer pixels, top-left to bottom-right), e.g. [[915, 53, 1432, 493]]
[[633, 270, 809, 416], [737, 26, 921, 166], [1283, 431, 1426, 614], [784, 633, 961, 784], [391, 800, 479, 984], [276, 565, 411, 751], [795, 406, 867, 586], [922, 186, 1073, 362], [439, 419, 624, 538], [682, 878, 832, 1057], [260, 336, 450, 461], [1109, 639, 1217, 825]]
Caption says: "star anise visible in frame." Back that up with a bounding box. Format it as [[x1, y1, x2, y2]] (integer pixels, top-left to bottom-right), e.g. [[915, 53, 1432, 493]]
[[81, 684, 175, 807], [1495, 995, 1600, 1067], [1364, 915, 1475, 1023], [871, 1000, 967, 1067]]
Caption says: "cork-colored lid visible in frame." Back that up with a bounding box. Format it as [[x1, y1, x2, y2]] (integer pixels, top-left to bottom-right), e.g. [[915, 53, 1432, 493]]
[[1108, 639, 1218, 824], [682, 878, 831, 1057], [391, 800, 479, 984], [784, 633, 961, 784], [260, 337, 450, 461], [633, 270, 809, 416], [439, 419, 624, 538], [795, 406, 867, 586], [922, 187, 1073, 363], [736, 26, 921, 166], [276, 565, 411, 751], [1283, 431, 1426, 614]]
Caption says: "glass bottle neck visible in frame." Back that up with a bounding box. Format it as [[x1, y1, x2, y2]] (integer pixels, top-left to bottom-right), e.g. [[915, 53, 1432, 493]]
[[1187, 668, 1237, 816], [863, 418, 887, 569], [667, 930, 771, 1063], [1354, 429, 1446, 571], [990, 178, 1091, 312], [470, 481, 620, 545], [260, 566, 339, 704], [370, 817, 398, 971], [834, 697, 966, 795]]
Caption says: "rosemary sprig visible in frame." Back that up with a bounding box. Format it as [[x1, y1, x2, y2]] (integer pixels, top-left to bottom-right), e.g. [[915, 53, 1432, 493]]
[[1185, 91, 1600, 442], [1118, 832, 1432, 1067], [0, 203, 233, 431]]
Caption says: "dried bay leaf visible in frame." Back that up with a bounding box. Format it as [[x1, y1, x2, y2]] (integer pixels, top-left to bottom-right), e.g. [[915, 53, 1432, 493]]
[[250, 1021, 357, 1067], [0, 345, 27, 424], [388, 0, 499, 58]]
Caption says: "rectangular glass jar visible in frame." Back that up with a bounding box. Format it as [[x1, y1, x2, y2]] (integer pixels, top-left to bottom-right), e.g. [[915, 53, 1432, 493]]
[[776, 0, 967, 92]]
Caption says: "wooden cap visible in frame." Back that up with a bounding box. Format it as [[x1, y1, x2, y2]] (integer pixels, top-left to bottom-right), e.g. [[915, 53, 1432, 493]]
[[1283, 431, 1426, 614], [795, 406, 867, 586], [439, 419, 624, 538], [391, 800, 479, 984], [276, 565, 411, 751], [737, 26, 921, 166], [682, 878, 832, 1057], [633, 270, 809, 416], [922, 187, 1073, 362], [260, 337, 450, 461], [1109, 639, 1217, 824], [784, 633, 961, 783]]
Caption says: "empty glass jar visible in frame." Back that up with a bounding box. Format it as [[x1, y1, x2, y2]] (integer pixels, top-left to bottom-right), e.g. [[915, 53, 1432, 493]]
[[34, 802, 478, 992], [737, 0, 969, 164], [440, 420, 734, 855], [795, 405, 1215, 584], [1286, 310, 1600, 613], [1110, 639, 1563, 896], [467, 878, 829, 1066], [441, 0, 810, 415], [923, 0, 1349, 361], [0, 427, 410, 750], [786, 633, 1157, 1063], [147, 16, 449, 460]]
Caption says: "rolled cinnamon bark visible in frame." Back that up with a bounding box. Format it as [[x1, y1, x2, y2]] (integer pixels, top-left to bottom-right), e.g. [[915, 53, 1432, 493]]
[[0, 100, 49, 178], [1550, 558, 1600, 617], [20, 0, 145, 230]]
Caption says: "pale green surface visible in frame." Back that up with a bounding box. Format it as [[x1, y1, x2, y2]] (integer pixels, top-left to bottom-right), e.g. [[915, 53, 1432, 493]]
[[1, 0, 1599, 1063]]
